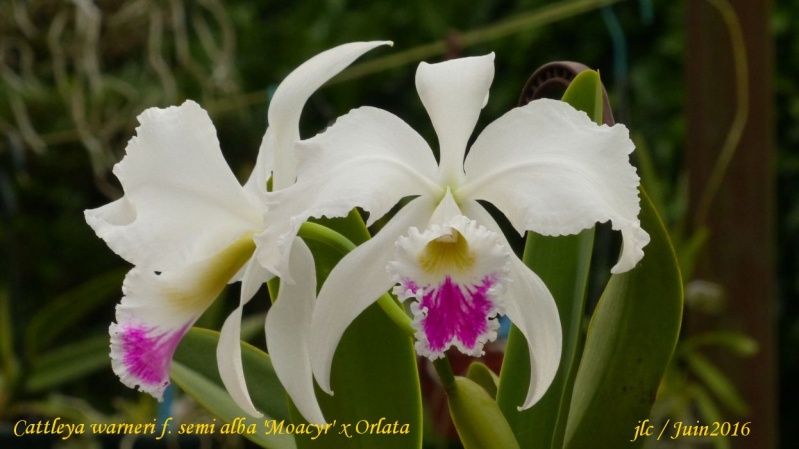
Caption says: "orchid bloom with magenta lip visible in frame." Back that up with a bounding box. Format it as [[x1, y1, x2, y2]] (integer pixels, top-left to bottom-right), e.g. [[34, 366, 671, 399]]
[[262, 53, 650, 409], [84, 41, 391, 425]]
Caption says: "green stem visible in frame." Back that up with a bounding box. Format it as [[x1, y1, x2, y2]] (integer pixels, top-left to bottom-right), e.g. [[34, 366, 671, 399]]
[[433, 356, 456, 391], [298, 222, 356, 253], [297, 222, 414, 336], [331, 0, 628, 84], [693, 0, 749, 226], [376, 294, 415, 336]]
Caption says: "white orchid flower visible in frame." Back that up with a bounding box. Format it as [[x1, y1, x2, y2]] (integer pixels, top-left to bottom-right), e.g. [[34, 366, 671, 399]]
[[262, 53, 650, 410], [84, 41, 391, 424]]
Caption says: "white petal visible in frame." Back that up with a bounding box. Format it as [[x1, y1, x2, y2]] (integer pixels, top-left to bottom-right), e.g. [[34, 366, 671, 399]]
[[503, 258, 562, 409], [461, 200, 561, 410], [218, 307, 261, 417], [240, 253, 273, 303], [415, 54, 495, 183], [217, 257, 272, 418], [310, 196, 436, 394], [110, 235, 255, 400], [612, 220, 650, 273], [460, 98, 648, 272], [85, 101, 263, 271], [256, 107, 440, 279], [269, 41, 392, 190], [266, 238, 326, 425]]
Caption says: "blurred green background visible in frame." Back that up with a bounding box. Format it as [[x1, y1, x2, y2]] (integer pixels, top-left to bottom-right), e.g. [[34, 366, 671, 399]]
[[0, 0, 793, 448]]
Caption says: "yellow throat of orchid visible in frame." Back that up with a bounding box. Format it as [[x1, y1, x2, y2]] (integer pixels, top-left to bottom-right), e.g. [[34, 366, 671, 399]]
[[418, 230, 476, 275]]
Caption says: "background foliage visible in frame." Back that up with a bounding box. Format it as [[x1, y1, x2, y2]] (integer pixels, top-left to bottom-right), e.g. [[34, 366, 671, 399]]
[[0, 0, 792, 447]]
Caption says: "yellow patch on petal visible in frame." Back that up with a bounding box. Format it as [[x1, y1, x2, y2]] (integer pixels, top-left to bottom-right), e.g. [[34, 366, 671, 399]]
[[418, 230, 475, 275], [166, 233, 256, 314]]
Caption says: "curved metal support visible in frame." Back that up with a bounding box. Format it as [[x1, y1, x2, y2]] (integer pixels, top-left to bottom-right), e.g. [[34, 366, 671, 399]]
[[518, 61, 615, 126]]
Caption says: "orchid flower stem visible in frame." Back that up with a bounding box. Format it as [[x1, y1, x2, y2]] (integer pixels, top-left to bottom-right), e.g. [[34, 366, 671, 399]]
[[297, 222, 414, 336], [298, 222, 357, 253], [433, 356, 456, 391], [376, 293, 415, 336]]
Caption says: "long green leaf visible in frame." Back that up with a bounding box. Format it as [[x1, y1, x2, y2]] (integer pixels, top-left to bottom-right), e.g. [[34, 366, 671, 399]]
[[172, 363, 296, 449], [26, 268, 126, 353], [289, 211, 422, 449], [685, 353, 748, 416], [562, 189, 683, 449], [171, 327, 295, 449], [24, 334, 109, 392], [496, 69, 600, 449]]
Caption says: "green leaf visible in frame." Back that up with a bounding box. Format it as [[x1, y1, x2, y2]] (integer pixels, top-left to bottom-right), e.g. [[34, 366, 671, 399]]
[[24, 334, 109, 392], [447, 376, 520, 449], [172, 362, 296, 449], [562, 189, 683, 449], [25, 268, 126, 353], [675, 227, 709, 282], [496, 69, 600, 449], [685, 353, 749, 416], [560, 70, 603, 123], [171, 327, 295, 449], [692, 385, 732, 449], [466, 362, 499, 400], [679, 331, 759, 357]]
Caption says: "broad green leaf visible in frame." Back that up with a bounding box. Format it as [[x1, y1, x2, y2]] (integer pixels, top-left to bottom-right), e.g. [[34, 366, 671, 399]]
[[286, 212, 422, 449], [171, 327, 295, 449], [497, 69, 600, 449], [172, 362, 296, 449], [466, 362, 499, 400], [562, 189, 683, 449], [448, 376, 520, 449], [24, 334, 109, 392], [560, 70, 603, 121]]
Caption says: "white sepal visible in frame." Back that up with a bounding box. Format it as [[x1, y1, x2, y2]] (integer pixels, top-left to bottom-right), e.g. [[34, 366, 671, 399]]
[[85, 101, 263, 272], [266, 238, 326, 425]]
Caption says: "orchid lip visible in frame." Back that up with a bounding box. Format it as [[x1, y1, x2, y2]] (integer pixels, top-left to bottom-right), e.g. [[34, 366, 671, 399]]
[[389, 214, 510, 360]]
